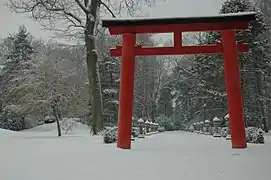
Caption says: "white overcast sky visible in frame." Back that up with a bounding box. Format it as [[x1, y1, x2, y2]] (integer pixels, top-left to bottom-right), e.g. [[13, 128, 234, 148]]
[[0, 0, 226, 42]]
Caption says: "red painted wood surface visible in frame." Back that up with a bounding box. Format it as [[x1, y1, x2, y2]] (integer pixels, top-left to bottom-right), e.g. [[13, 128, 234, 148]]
[[117, 33, 136, 149], [222, 30, 247, 148], [110, 42, 248, 56], [108, 22, 249, 34]]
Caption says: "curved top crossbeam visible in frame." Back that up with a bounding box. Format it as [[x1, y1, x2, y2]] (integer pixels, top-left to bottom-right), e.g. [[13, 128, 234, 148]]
[[101, 12, 256, 57], [102, 12, 256, 34]]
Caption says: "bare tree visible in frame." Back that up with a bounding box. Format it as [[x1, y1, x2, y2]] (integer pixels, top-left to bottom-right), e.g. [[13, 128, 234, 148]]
[[6, 0, 157, 135], [2, 54, 80, 135]]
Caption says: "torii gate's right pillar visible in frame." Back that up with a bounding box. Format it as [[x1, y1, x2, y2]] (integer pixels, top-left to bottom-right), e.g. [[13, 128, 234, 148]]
[[222, 30, 246, 148]]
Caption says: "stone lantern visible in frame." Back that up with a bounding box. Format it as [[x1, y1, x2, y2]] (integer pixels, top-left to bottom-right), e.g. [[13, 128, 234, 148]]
[[196, 122, 200, 133], [145, 120, 150, 134], [192, 123, 196, 132], [152, 122, 157, 132], [149, 122, 154, 132], [155, 123, 159, 132], [200, 121, 204, 133], [194, 122, 198, 132], [204, 120, 211, 135], [137, 118, 145, 138], [213, 117, 221, 137], [224, 113, 231, 140], [153, 122, 157, 132]]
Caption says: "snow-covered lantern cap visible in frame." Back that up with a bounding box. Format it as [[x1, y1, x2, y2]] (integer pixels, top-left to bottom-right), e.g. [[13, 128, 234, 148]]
[[213, 117, 220, 122], [200, 121, 204, 124], [145, 120, 150, 124], [137, 118, 144, 123], [204, 120, 210, 124], [224, 113, 229, 119]]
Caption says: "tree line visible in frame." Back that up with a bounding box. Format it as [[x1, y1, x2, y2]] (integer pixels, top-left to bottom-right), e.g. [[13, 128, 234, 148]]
[[1, 0, 271, 134], [168, 0, 271, 132]]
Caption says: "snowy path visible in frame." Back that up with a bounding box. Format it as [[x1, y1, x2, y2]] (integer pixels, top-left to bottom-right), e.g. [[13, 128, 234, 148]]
[[1, 131, 271, 180]]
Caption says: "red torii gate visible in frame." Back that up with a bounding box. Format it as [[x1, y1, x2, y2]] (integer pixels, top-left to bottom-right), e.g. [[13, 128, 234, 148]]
[[101, 12, 256, 149]]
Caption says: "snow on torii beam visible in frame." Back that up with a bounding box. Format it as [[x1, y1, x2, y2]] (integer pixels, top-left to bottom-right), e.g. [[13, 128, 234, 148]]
[[102, 12, 255, 56], [101, 12, 256, 150]]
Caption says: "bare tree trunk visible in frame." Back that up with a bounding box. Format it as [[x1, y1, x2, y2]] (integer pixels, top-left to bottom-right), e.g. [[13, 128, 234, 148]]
[[50, 88, 62, 137], [0, 98, 3, 113], [85, 0, 103, 135], [151, 101, 156, 122], [21, 116, 25, 130], [255, 71, 269, 132], [52, 104, 62, 137]]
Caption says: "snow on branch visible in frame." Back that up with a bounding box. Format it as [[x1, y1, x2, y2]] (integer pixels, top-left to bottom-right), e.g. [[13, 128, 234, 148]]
[[100, 1, 116, 18], [74, 0, 89, 14], [7, 0, 85, 34]]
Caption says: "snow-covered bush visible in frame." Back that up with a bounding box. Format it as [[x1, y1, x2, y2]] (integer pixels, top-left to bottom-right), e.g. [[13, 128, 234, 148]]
[[44, 115, 55, 124], [158, 126, 165, 132], [103, 127, 117, 144], [61, 118, 79, 134], [186, 124, 194, 132], [0, 106, 22, 131], [246, 127, 264, 144], [155, 115, 174, 131]]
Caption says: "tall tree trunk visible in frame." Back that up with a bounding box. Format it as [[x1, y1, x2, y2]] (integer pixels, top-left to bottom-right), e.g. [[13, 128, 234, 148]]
[[85, 0, 103, 135], [21, 116, 25, 130], [151, 101, 156, 122], [52, 104, 62, 137], [255, 70, 269, 132], [0, 98, 3, 113]]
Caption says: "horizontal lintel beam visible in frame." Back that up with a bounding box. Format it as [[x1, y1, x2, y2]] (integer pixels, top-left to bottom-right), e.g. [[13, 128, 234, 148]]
[[108, 22, 249, 35], [110, 43, 248, 56]]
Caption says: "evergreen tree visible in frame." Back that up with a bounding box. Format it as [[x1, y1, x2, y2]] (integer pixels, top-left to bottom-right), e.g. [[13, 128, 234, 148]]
[[191, 0, 270, 130], [3, 26, 34, 73], [191, 33, 227, 120], [99, 55, 120, 126], [220, 0, 270, 130], [255, 0, 271, 130], [0, 26, 34, 131]]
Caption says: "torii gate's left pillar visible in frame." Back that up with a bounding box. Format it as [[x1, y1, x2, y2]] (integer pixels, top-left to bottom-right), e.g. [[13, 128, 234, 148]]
[[117, 33, 136, 149]]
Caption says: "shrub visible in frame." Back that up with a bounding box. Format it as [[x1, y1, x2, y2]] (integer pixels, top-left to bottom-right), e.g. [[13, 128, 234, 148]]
[[103, 127, 117, 144], [61, 118, 79, 134], [0, 106, 23, 131], [155, 115, 174, 131], [246, 127, 264, 144], [44, 115, 56, 124]]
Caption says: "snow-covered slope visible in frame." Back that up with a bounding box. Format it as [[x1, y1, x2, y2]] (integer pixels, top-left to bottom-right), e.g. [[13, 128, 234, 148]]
[[23, 121, 90, 136], [0, 128, 16, 138], [1, 131, 271, 180]]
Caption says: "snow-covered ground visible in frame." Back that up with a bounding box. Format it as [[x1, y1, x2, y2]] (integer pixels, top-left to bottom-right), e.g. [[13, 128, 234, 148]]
[[1, 124, 271, 180]]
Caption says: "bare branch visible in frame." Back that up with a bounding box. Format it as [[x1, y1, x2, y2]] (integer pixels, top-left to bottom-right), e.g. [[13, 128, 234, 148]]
[[74, 0, 89, 14], [63, 10, 82, 25], [100, 1, 116, 18]]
